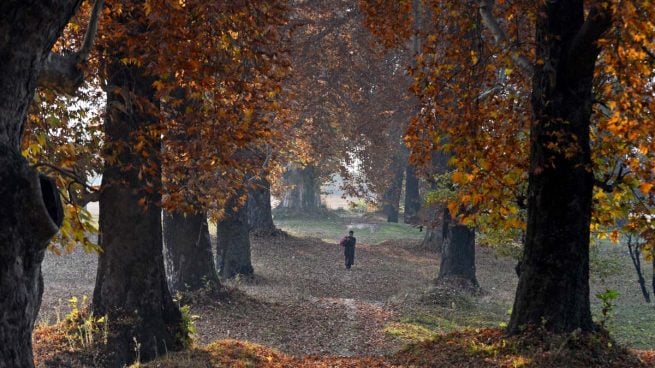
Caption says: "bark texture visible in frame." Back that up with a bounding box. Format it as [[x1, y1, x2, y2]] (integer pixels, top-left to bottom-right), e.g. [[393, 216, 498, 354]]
[[0, 147, 64, 368], [0, 2, 81, 366], [508, 2, 610, 333], [163, 211, 220, 292], [217, 195, 254, 278], [247, 176, 278, 236], [403, 165, 421, 224], [93, 49, 184, 364], [437, 209, 477, 288], [277, 165, 321, 213]]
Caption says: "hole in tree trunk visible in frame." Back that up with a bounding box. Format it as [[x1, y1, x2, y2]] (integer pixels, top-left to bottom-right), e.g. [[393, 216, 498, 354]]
[[39, 174, 64, 228]]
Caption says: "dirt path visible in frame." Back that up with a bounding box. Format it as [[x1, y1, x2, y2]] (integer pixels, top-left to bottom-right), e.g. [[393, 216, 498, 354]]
[[39, 229, 521, 358], [188, 235, 440, 356]]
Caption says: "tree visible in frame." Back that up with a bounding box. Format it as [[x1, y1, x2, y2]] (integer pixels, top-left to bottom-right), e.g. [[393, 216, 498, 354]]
[[0, 1, 87, 366], [437, 209, 478, 288], [420, 204, 444, 252], [276, 164, 322, 213], [216, 192, 254, 278], [91, 0, 289, 360], [506, 0, 610, 334], [160, 86, 221, 293], [281, 0, 418, 217], [381, 156, 405, 223], [404, 165, 421, 223], [403, 0, 423, 225], [418, 153, 450, 252], [248, 175, 279, 236], [363, 0, 655, 333], [92, 4, 185, 361], [163, 211, 219, 292]]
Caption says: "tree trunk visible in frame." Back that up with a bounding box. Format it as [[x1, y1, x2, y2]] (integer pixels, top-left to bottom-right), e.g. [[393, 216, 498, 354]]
[[403, 164, 421, 224], [277, 165, 321, 213], [0, 2, 81, 366], [420, 152, 449, 252], [508, 2, 609, 333], [93, 53, 184, 364], [437, 209, 477, 288], [404, 0, 421, 225], [247, 176, 278, 236], [217, 194, 254, 278], [163, 211, 220, 292], [382, 162, 404, 223], [420, 202, 444, 252], [0, 148, 64, 368]]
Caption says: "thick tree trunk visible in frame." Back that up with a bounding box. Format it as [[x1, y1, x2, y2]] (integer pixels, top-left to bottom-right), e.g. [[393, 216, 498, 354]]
[[247, 176, 278, 236], [217, 194, 254, 278], [277, 165, 321, 213], [437, 209, 477, 288], [0, 2, 81, 367], [163, 211, 220, 292], [382, 162, 404, 223], [0, 148, 64, 368], [93, 54, 184, 364], [508, 2, 609, 333], [404, 165, 421, 224]]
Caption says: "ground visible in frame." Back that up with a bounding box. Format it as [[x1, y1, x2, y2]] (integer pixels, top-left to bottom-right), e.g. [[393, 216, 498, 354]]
[[34, 214, 655, 367]]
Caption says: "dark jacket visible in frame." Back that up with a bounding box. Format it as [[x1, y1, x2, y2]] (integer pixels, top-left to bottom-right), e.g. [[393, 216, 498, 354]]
[[340, 235, 356, 248]]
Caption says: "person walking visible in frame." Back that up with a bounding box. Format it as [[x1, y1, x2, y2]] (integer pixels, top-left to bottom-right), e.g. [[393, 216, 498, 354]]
[[340, 230, 356, 269]]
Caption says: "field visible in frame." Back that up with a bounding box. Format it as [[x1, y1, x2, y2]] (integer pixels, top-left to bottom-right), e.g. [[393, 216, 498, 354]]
[[34, 213, 655, 367]]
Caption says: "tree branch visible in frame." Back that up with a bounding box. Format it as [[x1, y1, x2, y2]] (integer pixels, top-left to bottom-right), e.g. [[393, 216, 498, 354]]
[[478, 0, 534, 75], [37, 0, 104, 95], [594, 162, 629, 193], [78, 0, 104, 62], [567, 2, 612, 70], [31, 162, 100, 206]]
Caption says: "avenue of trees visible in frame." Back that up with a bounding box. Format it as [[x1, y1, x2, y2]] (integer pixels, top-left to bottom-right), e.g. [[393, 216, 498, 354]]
[[1, 0, 655, 366]]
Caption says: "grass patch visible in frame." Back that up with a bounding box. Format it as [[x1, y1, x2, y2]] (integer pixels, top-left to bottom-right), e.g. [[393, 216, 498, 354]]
[[602, 303, 655, 349], [388, 304, 509, 344], [384, 322, 437, 341], [588, 239, 655, 350], [274, 217, 423, 245]]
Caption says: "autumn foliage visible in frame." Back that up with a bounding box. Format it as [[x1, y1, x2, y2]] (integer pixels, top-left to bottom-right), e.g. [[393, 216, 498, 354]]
[[361, 0, 655, 247]]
